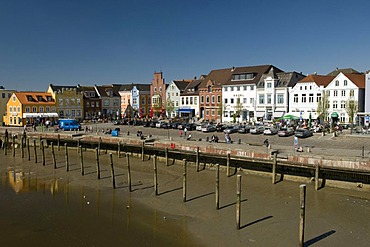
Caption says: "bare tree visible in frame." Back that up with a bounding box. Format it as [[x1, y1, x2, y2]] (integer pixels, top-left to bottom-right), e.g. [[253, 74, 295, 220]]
[[346, 98, 358, 130], [166, 98, 175, 118], [235, 96, 243, 123], [317, 91, 329, 122]]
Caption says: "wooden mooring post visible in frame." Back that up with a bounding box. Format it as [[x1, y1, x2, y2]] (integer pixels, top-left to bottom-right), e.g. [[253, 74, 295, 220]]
[[226, 153, 231, 177], [183, 159, 187, 202], [153, 155, 158, 196], [126, 153, 132, 192], [196, 147, 200, 172], [109, 153, 116, 189], [65, 143, 69, 172], [272, 153, 277, 184], [315, 163, 320, 190], [95, 148, 100, 179], [215, 164, 220, 210], [21, 136, 24, 158], [98, 137, 102, 155], [41, 140, 45, 166], [57, 134, 60, 151], [236, 174, 241, 230], [299, 184, 307, 247], [80, 146, 84, 175], [33, 139, 37, 163], [117, 141, 121, 158], [51, 142, 57, 169], [165, 148, 169, 166], [12, 135, 15, 157], [141, 141, 145, 161], [27, 138, 30, 160]]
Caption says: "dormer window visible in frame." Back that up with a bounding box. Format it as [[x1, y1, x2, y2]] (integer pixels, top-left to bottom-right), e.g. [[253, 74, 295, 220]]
[[26, 95, 34, 101], [232, 73, 255, 81]]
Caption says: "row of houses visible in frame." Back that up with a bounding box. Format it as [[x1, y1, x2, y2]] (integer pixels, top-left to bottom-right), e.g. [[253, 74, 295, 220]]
[[1, 65, 370, 127]]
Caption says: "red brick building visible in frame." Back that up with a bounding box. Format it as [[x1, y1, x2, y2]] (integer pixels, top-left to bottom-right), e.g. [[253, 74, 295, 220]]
[[150, 72, 166, 117]]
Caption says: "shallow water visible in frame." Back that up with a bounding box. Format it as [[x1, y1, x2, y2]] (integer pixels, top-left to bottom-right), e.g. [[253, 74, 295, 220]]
[[0, 166, 200, 246]]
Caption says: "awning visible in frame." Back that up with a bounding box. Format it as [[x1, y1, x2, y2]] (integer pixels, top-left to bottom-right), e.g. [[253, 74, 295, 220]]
[[178, 109, 194, 113], [273, 112, 284, 118], [255, 112, 265, 118], [331, 112, 339, 118], [23, 113, 59, 118]]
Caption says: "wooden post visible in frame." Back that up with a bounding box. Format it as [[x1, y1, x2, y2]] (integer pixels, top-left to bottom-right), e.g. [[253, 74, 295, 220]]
[[77, 139, 80, 153], [51, 142, 57, 169], [65, 143, 69, 172], [41, 140, 45, 166], [3, 137, 7, 155], [153, 155, 158, 195], [95, 148, 100, 179], [98, 137, 101, 155], [27, 138, 30, 160], [21, 136, 24, 158], [110, 153, 116, 189], [272, 153, 277, 184], [141, 141, 145, 161], [236, 174, 241, 230], [216, 164, 220, 210], [226, 153, 231, 177], [126, 153, 132, 192], [315, 163, 320, 190], [33, 139, 37, 163], [12, 135, 15, 157], [196, 147, 200, 172], [299, 184, 306, 247], [80, 146, 84, 175], [39, 136, 42, 150], [117, 141, 121, 158], [57, 134, 60, 151], [165, 148, 169, 166], [183, 159, 187, 202]]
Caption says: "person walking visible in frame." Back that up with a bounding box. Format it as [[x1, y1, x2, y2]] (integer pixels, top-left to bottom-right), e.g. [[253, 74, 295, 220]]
[[184, 127, 187, 139]]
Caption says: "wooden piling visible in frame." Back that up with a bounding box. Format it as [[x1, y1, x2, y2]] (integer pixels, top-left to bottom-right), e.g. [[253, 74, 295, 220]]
[[80, 146, 84, 175], [272, 153, 277, 184], [27, 138, 30, 160], [65, 143, 69, 172], [299, 184, 306, 247], [315, 163, 320, 190], [51, 142, 57, 169], [126, 153, 132, 192], [153, 155, 158, 196], [3, 137, 7, 155], [41, 140, 45, 166], [95, 148, 100, 179], [77, 139, 80, 153], [216, 164, 220, 210], [117, 141, 121, 158], [196, 147, 200, 172], [226, 153, 231, 177], [39, 136, 42, 150], [21, 136, 24, 158], [12, 135, 15, 157], [33, 139, 37, 163], [236, 174, 241, 230], [141, 141, 145, 161], [183, 159, 187, 202], [57, 134, 60, 151], [165, 148, 169, 166], [98, 137, 101, 155], [109, 153, 116, 189]]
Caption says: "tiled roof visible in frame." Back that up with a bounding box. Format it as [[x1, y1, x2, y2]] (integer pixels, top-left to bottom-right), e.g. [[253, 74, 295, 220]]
[[298, 74, 335, 86], [344, 73, 365, 89], [49, 84, 79, 92], [173, 80, 191, 91], [15, 92, 55, 105], [119, 83, 151, 92], [182, 79, 202, 96], [95, 84, 121, 97], [326, 68, 361, 76]]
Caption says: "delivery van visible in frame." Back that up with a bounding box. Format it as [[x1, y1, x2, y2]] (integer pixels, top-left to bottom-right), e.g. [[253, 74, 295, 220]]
[[58, 119, 81, 131]]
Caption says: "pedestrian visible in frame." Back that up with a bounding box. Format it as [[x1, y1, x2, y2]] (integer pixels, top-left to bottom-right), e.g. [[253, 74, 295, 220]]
[[184, 127, 187, 138], [5, 129, 9, 143]]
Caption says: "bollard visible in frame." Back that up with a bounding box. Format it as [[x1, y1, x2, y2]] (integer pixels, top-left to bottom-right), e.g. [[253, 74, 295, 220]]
[[57, 134, 60, 151], [315, 163, 320, 190], [52, 142, 57, 169], [236, 174, 241, 230], [65, 143, 69, 172], [110, 153, 116, 189], [216, 164, 220, 210], [183, 159, 187, 202], [41, 140, 45, 166], [80, 146, 84, 175], [27, 138, 30, 160], [117, 141, 121, 158], [153, 155, 158, 196], [126, 153, 132, 192], [95, 148, 100, 179], [272, 153, 277, 184], [141, 141, 145, 161], [33, 139, 37, 163], [165, 148, 169, 166], [226, 153, 231, 177], [12, 135, 15, 157], [196, 147, 200, 172], [299, 184, 306, 247], [238, 138, 241, 144]]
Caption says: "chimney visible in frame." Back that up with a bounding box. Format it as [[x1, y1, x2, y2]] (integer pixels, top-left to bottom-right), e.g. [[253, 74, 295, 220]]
[[231, 66, 235, 72]]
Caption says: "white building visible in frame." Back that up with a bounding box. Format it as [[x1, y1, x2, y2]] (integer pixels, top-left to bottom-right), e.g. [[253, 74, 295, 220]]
[[289, 74, 333, 120], [365, 71, 370, 112], [179, 78, 203, 119], [166, 80, 190, 118]]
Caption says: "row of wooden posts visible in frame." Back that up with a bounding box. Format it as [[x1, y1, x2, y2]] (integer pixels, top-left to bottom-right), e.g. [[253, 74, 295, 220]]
[[3, 135, 309, 246]]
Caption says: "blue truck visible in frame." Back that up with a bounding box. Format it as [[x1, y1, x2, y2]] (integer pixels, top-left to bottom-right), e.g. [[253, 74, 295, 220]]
[[58, 119, 81, 131]]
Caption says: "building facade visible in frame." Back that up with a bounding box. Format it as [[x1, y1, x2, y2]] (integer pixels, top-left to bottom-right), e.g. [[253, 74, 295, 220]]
[[179, 78, 203, 120], [166, 80, 190, 118], [77, 85, 102, 121], [150, 72, 166, 117], [95, 84, 121, 120], [0, 86, 16, 126]]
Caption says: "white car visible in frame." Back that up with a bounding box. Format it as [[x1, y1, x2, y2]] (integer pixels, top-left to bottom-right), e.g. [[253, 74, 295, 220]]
[[264, 127, 278, 135]]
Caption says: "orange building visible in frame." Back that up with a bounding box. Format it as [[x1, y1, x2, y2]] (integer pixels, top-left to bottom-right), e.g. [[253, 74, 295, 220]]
[[3, 92, 57, 127]]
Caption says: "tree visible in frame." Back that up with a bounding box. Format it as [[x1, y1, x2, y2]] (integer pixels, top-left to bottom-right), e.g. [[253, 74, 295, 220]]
[[166, 98, 175, 118], [317, 91, 329, 122], [235, 96, 243, 123], [346, 98, 358, 125]]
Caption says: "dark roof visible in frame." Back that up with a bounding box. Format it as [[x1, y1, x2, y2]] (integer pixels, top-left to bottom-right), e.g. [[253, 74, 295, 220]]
[[49, 84, 79, 92], [95, 84, 121, 97], [173, 80, 191, 91], [326, 68, 361, 76], [182, 79, 203, 96], [119, 83, 151, 92]]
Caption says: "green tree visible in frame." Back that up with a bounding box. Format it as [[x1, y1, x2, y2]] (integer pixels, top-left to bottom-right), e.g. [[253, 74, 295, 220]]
[[235, 96, 243, 123], [317, 91, 329, 122], [346, 98, 358, 128], [166, 98, 175, 118]]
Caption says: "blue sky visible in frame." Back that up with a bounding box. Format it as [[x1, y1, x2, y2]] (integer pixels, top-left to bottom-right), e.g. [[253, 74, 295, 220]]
[[1, 0, 369, 91]]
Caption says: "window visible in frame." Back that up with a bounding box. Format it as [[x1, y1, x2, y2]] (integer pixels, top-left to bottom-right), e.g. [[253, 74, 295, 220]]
[[77, 99, 81, 106], [334, 90, 338, 97], [277, 94, 284, 104], [217, 95, 221, 103], [51, 107, 56, 112], [141, 97, 146, 104], [12, 95, 16, 102], [26, 106, 30, 113], [190, 97, 193, 105], [243, 98, 247, 104], [32, 106, 37, 113], [201, 96, 204, 103], [333, 100, 338, 109], [341, 90, 346, 97], [267, 83, 272, 88], [59, 98, 63, 106], [86, 101, 90, 107], [224, 99, 228, 104], [71, 110, 76, 117], [335, 80, 339, 86], [230, 98, 234, 104], [267, 94, 272, 104], [294, 94, 298, 103], [211, 109, 215, 116], [259, 94, 264, 104], [250, 85, 254, 91], [1, 93, 4, 98], [206, 96, 210, 103], [302, 94, 306, 103], [224, 87, 228, 92], [194, 97, 197, 105], [159, 87, 162, 92], [186, 97, 189, 105], [208, 86, 212, 93], [9, 106, 12, 112], [175, 100, 179, 107], [167, 93, 170, 97], [309, 94, 314, 103], [327, 91, 330, 96], [340, 113, 345, 123], [230, 87, 234, 92], [250, 98, 254, 104], [77, 110, 81, 117], [17, 106, 20, 112], [133, 98, 137, 105], [211, 95, 215, 103], [181, 97, 185, 105], [236, 86, 240, 91], [96, 101, 100, 107], [341, 101, 346, 109], [104, 99, 109, 106], [350, 90, 354, 97], [39, 107, 44, 113], [91, 101, 95, 107], [206, 109, 209, 116], [344, 80, 348, 86], [243, 86, 247, 91], [317, 93, 321, 102]]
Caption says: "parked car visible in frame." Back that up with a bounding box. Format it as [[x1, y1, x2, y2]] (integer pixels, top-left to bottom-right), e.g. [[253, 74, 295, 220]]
[[294, 128, 313, 138], [223, 125, 239, 134], [196, 123, 206, 131], [150, 121, 158, 128], [202, 124, 216, 133], [156, 121, 169, 129], [250, 126, 265, 134], [58, 119, 81, 131], [238, 125, 251, 134], [171, 122, 180, 129], [216, 124, 227, 132], [264, 126, 278, 135], [278, 127, 295, 137], [184, 123, 196, 131]]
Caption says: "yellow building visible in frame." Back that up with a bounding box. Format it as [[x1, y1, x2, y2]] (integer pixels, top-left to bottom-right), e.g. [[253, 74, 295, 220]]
[[3, 92, 57, 127], [47, 84, 84, 121]]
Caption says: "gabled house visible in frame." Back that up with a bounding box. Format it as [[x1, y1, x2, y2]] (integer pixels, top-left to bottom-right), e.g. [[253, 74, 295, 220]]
[[289, 74, 334, 120], [179, 77, 204, 119], [0, 86, 16, 126], [95, 84, 121, 120], [150, 72, 166, 117], [166, 80, 191, 118], [47, 84, 84, 121], [119, 83, 151, 118], [76, 85, 102, 121], [3, 92, 56, 126]]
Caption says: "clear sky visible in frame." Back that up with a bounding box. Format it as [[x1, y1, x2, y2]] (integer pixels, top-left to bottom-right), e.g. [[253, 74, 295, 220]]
[[1, 0, 369, 91]]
